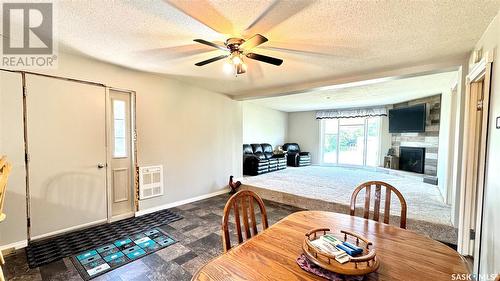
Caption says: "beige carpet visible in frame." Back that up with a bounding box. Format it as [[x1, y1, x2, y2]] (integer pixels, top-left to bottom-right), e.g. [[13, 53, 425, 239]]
[[241, 165, 457, 244]]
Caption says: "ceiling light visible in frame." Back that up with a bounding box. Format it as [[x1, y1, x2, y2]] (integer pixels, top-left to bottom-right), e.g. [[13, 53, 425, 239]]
[[223, 61, 234, 74], [231, 54, 242, 65]]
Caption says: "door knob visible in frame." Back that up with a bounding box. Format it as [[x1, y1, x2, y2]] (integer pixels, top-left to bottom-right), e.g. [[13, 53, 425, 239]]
[[97, 163, 105, 169]]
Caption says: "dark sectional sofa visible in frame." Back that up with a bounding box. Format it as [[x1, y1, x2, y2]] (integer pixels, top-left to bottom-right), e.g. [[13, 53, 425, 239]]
[[243, 143, 287, 176]]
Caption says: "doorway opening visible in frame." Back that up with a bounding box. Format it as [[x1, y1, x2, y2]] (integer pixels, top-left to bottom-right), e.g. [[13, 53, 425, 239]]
[[457, 58, 492, 275]]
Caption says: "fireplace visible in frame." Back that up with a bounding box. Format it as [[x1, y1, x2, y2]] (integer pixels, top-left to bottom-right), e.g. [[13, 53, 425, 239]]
[[399, 147, 425, 174]]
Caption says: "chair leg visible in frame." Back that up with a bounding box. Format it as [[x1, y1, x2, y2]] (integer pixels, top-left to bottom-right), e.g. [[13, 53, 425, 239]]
[[0, 264, 5, 281]]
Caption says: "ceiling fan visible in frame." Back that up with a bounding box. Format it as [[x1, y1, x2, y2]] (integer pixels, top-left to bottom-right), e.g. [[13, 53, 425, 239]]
[[193, 34, 283, 75]]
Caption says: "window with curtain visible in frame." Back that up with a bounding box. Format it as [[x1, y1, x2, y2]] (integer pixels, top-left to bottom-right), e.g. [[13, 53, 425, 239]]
[[321, 116, 381, 167]]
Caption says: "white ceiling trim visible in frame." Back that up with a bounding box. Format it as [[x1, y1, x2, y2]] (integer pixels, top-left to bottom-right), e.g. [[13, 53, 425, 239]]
[[233, 54, 467, 100], [247, 71, 459, 112]]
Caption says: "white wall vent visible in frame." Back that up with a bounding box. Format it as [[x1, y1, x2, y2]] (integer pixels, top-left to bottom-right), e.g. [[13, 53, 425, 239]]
[[139, 165, 164, 200]]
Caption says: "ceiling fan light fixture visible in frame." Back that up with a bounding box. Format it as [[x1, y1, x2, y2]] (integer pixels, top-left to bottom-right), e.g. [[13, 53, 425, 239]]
[[230, 52, 243, 65], [223, 61, 234, 74], [194, 34, 283, 75]]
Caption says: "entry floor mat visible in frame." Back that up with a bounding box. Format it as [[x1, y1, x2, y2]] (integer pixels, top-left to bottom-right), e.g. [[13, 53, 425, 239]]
[[26, 209, 182, 268], [71, 227, 176, 280]]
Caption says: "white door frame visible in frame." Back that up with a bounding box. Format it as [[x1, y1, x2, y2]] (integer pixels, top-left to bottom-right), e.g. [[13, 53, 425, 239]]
[[105, 87, 138, 223], [457, 53, 493, 274]]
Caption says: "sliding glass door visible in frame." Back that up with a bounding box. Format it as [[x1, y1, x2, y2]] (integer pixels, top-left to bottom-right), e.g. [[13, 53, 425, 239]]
[[338, 118, 365, 165], [321, 117, 381, 167], [366, 118, 381, 166], [323, 120, 338, 163]]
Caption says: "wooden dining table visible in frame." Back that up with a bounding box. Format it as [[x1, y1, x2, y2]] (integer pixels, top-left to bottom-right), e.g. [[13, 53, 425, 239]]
[[192, 211, 469, 281]]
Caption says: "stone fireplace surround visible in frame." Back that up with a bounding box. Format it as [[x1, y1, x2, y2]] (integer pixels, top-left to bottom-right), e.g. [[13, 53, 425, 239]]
[[390, 94, 441, 178]]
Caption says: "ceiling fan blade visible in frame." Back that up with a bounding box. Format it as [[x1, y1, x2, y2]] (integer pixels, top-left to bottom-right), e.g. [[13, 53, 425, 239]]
[[164, 0, 234, 35], [193, 39, 227, 51], [138, 44, 215, 59], [260, 42, 364, 58], [240, 34, 268, 51], [244, 0, 314, 36], [260, 46, 332, 57], [195, 54, 229, 66], [246, 53, 283, 66], [247, 59, 264, 83]]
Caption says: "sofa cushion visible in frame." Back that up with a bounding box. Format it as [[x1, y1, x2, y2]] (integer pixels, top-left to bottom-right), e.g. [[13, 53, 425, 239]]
[[243, 144, 253, 155], [261, 143, 274, 159], [283, 143, 300, 153], [251, 144, 263, 153]]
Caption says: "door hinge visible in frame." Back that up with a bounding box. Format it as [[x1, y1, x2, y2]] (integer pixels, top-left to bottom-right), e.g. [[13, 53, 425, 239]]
[[25, 153, 30, 163], [23, 86, 27, 97], [27, 217, 31, 228], [477, 100, 483, 111], [470, 229, 476, 240]]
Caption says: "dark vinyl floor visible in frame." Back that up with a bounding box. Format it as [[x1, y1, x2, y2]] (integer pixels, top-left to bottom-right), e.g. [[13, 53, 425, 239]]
[[4, 194, 303, 281]]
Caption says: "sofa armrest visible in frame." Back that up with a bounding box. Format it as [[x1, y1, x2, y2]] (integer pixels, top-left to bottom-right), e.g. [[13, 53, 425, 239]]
[[272, 153, 286, 158], [243, 155, 259, 163]]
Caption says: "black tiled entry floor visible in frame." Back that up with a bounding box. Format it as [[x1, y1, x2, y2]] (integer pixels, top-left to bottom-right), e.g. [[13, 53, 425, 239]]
[[4, 194, 303, 281]]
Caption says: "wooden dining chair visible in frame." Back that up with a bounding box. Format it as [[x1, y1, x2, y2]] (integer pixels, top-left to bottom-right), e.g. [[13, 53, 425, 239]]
[[350, 181, 407, 229], [221, 190, 268, 252], [0, 156, 12, 281]]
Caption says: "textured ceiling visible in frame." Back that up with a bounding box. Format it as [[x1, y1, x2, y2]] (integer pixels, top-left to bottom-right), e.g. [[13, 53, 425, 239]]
[[248, 71, 458, 112], [51, 0, 500, 96]]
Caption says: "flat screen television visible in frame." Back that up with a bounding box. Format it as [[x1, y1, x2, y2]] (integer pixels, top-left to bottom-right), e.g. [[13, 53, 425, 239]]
[[388, 104, 426, 133]]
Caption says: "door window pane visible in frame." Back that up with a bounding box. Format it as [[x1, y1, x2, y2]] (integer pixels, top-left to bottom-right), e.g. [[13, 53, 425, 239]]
[[338, 124, 365, 165], [323, 120, 338, 163], [114, 119, 125, 138], [113, 100, 127, 158], [113, 100, 125, 119]]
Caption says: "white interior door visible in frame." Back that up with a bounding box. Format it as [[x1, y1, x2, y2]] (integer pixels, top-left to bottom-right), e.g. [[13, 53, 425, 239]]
[[108, 89, 134, 219], [26, 74, 107, 239]]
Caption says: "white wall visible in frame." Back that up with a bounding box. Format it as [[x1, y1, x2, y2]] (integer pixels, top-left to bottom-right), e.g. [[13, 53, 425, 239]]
[[242, 102, 287, 148], [287, 111, 321, 164], [471, 11, 500, 277], [0, 51, 242, 247], [437, 87, 456, 202]]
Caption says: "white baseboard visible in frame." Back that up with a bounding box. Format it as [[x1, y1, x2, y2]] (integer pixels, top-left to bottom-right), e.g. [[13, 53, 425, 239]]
[[0, 240, 28, 251], [30, 218, 108, 241], [135, 188, 229, 217], [109, 212, 135, 223]]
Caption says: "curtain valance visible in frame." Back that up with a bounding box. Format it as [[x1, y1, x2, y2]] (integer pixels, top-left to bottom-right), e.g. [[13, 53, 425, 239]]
[[316, 107, 387, 119]]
